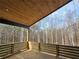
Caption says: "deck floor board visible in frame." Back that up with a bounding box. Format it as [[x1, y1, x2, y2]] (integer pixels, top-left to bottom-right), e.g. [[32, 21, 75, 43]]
[[7, 51, 56, 59]]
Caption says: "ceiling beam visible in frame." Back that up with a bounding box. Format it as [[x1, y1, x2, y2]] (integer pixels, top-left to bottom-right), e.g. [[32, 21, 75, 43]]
[[0, 18, 29, 28]]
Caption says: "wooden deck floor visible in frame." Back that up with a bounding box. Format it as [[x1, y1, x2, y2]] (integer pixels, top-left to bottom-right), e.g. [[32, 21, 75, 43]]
[[7, 51, 56, 59]]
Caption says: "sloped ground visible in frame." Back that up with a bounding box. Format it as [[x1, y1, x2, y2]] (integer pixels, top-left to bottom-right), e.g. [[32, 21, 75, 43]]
[[7, 51, 56, 59]]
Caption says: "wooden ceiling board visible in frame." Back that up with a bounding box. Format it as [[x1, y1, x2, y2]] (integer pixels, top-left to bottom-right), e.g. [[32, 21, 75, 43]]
[[0, 0, 72, 27]]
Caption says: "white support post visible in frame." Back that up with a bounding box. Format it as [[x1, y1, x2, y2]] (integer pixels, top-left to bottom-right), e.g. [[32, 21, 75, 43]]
[[27, 29, 29, 41]]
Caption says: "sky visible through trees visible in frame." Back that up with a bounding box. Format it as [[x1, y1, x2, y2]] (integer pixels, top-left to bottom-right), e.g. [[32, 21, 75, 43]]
[[30, 0, 79, 46], [0, 0, 79, 46]]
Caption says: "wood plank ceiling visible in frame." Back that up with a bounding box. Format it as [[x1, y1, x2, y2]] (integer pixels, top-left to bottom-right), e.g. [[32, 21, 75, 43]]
[[0, 0, 71, 27]]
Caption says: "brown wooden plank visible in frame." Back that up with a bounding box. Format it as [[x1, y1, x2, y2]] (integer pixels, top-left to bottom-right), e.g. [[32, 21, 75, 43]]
[[0, 0, 72, 27]]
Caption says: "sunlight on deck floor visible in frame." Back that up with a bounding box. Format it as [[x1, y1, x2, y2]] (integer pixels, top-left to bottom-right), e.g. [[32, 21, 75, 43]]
[[7, 51, 56, 59]]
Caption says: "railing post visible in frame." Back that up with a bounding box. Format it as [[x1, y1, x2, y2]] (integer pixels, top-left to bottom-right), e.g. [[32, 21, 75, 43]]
[[56, 45, 59, 59], [26, 41, 29, 49], [11, 44, 14, 54], [38, 43, 41, 52]]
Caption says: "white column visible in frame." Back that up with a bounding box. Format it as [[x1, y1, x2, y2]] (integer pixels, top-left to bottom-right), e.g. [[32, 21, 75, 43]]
[[27, 29, 29, 41]]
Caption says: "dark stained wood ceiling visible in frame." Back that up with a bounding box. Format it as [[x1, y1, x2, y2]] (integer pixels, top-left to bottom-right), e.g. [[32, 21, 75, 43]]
[[0, 0, 71, 27]]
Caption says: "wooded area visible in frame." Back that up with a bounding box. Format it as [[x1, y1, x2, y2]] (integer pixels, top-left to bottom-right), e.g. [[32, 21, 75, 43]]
[[29, 0, 79, 46], [0, 0, 79, 46], [0, 23, 28, 45]]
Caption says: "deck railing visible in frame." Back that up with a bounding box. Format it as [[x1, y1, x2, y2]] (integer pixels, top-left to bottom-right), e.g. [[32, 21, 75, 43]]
[[0, 42, 79, 59], [0, 42, 27, 59], [31, 42, 79, 59], [39, 43, 79, 59]]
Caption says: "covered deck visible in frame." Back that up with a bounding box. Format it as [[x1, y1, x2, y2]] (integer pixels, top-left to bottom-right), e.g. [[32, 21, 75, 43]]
[[0, 0, 79, 59]]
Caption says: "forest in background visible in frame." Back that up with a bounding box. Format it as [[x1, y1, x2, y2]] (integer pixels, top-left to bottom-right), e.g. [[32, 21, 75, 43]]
[[29, 0, 79, 46], [0, 23, 27, 45]]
